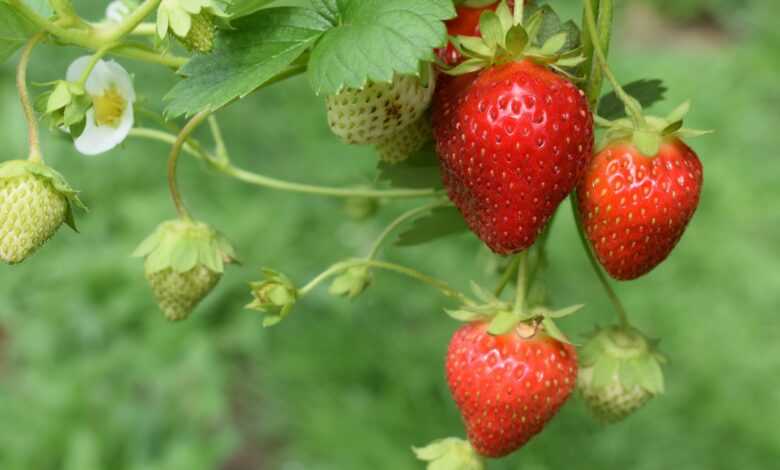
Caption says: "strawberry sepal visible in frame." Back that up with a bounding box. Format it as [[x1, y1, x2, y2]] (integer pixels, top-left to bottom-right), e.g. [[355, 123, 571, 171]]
[[413, 438, 485, 470]]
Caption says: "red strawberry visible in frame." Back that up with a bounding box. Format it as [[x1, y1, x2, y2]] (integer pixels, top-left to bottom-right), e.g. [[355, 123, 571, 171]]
[[446, 322, 577, 458], [577, 138, 703, 280], [433, 60, 594, 254]]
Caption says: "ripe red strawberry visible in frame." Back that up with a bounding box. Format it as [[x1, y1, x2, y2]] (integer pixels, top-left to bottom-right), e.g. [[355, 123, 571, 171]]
[[433, 60, 594, 254], [577, 138, 703, 280], [446, 322, 577, 458]]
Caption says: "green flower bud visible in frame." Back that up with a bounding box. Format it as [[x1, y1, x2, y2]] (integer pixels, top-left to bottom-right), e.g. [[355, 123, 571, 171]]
[[247, 269, 298, 326], [328, 266, 372, 300]]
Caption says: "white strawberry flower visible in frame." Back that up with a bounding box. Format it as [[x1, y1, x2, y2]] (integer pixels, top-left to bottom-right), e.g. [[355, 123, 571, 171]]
[[66, 56, 136, 156], [105, 1, 131, 23]]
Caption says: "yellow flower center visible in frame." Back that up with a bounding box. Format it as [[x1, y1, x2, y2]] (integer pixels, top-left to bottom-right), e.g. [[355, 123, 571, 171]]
[[92, 86, 126, 127]]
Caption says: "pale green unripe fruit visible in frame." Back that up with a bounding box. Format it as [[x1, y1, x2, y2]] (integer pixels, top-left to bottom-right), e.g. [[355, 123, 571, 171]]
[[326, 71, 435, 145], [578, 326, 666, 424], [0, 161, 81, 265], [134, 219, 236, 321], [578, 363, 654, 423], [178, 12, 216, 53], [147, 266, 221, 321], [375, 117, 432, 164]]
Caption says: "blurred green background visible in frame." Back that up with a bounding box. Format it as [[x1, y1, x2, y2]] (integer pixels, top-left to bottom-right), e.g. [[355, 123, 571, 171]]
[[1, 1, 778, 469]]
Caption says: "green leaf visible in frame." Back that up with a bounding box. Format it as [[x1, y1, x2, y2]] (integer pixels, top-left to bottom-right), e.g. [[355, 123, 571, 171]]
[[0, 3, 38, 63], [376, 143, 443, 189], [599, 79, 668, 120], [395, 206, 468, 247], [164, 7, 330, 117], [228, 0, 277, 18], [308, 0, 455, 95]]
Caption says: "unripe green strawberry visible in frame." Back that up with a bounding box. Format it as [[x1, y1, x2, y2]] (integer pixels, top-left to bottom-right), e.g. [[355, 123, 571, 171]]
[[326, 69, 435, 145], [134, 219, 236, 321], [375, 117, 432, 164], [578, 325, 666, 424], [178, 11, 216, 53], [0, 160, 83, 264], [147, 265, 221, 321]]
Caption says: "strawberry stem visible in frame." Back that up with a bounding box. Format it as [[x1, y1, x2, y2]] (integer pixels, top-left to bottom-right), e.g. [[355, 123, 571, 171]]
[[570, 195, 630, 327], [130, 128, 441, 199], [575, 0, 631, 328], [299, 259, 476, 306], [582, 0, 646, 129], [494, 253, 522, 297], [580, 0, 614, 110], [75, 42, 119, 87], [366, 200, 450, 260], [513, 251, 529, 313], [167, 110, 211, 221], [17, 32, 45, 163]]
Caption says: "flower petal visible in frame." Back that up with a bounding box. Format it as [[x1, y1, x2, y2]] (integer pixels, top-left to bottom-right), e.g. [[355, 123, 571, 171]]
[[74, 104, 134, 156]]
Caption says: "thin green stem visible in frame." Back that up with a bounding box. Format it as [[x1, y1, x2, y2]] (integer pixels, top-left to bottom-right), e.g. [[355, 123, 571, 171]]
[[569, 195, 630, 327], [526, 214, 556, 291], [582, 0, 645, 127], [581, 0, 614, 110], [129, 127, 440, 200], [222, 165, 440, 200], [207, 115, 229, 163], [17, 32, 45, 163], [7, 0, 184, 68], [168, 111, 211, 221], [129, 128, 203, 158], [494, 254, 522, 298], [9, 0, 90, 43], [50, 0, 81, 26], [366, 201, 448, 260], [76, 43, 118, 86], [111, 45, 187, 68], [512, 251, 529, 313], [299, 259, 474, 306], [99, 0, 161, 42]]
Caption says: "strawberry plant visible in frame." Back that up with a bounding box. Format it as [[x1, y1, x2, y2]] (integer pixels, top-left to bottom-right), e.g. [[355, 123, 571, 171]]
[[0, 0, 712, 466]]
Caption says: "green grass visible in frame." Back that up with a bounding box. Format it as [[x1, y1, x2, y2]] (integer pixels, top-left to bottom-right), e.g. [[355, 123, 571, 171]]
[[1, 1, 778, 469]]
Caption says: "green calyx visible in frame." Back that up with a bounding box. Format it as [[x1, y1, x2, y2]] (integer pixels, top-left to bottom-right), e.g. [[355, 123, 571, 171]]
[[413, 438, 485, 470], [0, 160, 86, 231], [38, 80, 90, 136], [133, 218, 236, 275], [328, 266, 372, 300], [247, 268, 298, 327], [580, 325, 667, 395], [446, 281, 581, 343], [597, 100, 713, 157], [446, 1, 584, 77]]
